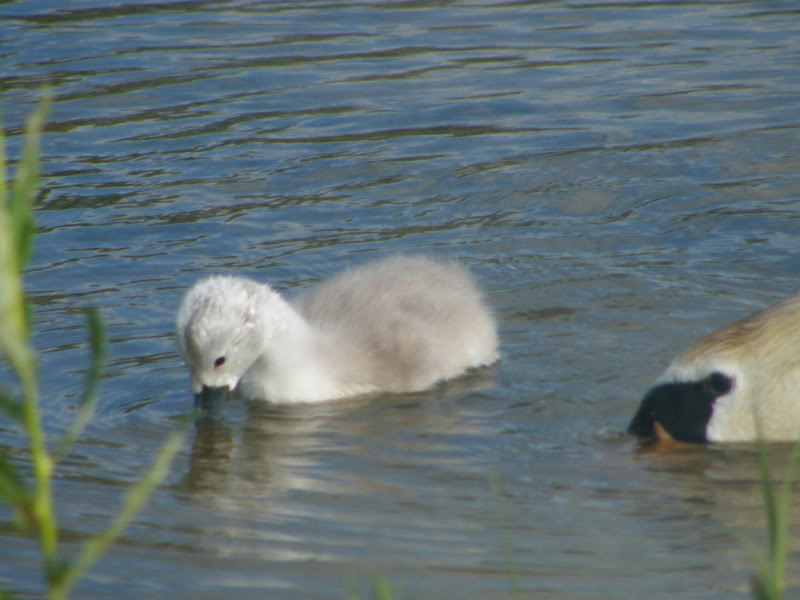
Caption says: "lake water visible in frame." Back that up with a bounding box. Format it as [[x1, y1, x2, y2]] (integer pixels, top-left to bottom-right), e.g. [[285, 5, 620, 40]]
[[2, 0, 800, 598]]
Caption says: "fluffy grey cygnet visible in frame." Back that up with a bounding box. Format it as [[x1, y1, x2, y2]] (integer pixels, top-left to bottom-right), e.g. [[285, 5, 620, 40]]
[[176, 255, 499, 408]]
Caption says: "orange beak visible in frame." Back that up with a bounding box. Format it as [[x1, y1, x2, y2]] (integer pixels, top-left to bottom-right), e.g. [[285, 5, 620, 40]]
[[653, 421, 675, 443], [635, 421, 696, 453]]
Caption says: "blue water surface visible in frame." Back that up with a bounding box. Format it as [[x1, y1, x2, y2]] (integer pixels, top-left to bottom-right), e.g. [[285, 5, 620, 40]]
[[2, 1, 800, 598]]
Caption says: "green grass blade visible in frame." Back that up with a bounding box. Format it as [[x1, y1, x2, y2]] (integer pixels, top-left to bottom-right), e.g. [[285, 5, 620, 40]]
[[0, 454, 39, 538], [1, 91, 60, 582], [53, 308, 105, 462], [769, 439, 800, 598], [0, 204, 29, 372], [55, 427, 185, 596], [745, 436, 800, 600], [345, 576, 397, 600], [0, 108, 7, 213], [756, 442, 779, 552], [0, 455, 29, 507], [0, 588, 19, 600], [0, 389, 24, 425], [371, 577, 395, 600], [9, 93, 50, 270], [0, 93, 48, 380], [2, 93, 178, 599]]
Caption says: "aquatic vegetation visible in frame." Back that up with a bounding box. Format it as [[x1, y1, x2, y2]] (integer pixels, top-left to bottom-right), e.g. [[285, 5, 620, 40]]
[[0, 94, 183, 600], [347, 576, 397, 600], [743, 435, 799, 600]]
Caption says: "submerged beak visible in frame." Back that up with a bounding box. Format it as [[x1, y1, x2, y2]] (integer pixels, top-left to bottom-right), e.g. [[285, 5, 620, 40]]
[[634, 420, 692, 453], [194, 385, 230, 418], [653, 421, 675, 443]]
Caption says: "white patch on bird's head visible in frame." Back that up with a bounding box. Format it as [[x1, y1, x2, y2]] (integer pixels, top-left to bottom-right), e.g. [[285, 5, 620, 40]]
[[658, 358, 740, 388], [176, 275, 292, 393]]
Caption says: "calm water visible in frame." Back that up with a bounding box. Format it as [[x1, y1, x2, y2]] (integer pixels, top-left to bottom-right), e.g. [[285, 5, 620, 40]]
[[2, 0, 800, 598]]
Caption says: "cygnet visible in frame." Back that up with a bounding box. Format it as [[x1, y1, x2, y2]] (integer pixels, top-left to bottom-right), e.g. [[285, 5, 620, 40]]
[[176, 255, 499, 410]]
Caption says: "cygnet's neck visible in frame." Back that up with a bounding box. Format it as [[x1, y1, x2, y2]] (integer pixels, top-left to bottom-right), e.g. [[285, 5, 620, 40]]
[[243, 287, 357, 403]]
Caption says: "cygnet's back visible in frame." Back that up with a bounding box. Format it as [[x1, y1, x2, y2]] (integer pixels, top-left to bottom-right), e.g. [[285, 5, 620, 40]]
[[292, 255, 499, 394]]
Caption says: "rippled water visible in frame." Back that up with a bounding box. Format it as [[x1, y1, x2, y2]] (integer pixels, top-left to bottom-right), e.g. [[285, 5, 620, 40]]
[[2, 1, 800, 598]]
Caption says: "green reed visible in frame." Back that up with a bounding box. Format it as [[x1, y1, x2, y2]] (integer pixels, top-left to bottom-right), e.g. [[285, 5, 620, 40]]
[[744, 436, 800, 600], [0, 94, 184, 600], [346, 576, 397, 600]]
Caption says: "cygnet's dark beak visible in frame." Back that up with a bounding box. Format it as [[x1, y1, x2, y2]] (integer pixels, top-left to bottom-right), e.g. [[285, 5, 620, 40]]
[[194, 385, 230, 419]]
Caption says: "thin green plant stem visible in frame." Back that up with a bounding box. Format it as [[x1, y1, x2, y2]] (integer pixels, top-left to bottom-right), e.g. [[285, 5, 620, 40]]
[[53, 308, 105, 462], [0, 93, 60, 573], [345, 576, 397, 600], [0, 110, 6, 205], [756, 443, 781, 598], [748, 438, 800, 600], [10, 92, 49, 268], [2, 91, 186, 600], [742, 404, 800, 600], [23, 368, 59, 565], [772, 440, 800, 592], [0, 94, 50, 366], [372, 577, 395, 600], [55, 428, 185, 598]]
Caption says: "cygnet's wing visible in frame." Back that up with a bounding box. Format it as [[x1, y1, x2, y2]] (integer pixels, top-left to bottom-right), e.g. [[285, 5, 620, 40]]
[[292, 255, 498, 392]]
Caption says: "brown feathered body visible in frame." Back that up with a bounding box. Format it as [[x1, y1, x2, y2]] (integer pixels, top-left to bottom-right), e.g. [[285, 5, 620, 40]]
[[656, 293, 800, 441]]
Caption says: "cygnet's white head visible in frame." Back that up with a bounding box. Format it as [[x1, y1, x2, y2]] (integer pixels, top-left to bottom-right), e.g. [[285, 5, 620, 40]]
[[176, 275, 289, 411]]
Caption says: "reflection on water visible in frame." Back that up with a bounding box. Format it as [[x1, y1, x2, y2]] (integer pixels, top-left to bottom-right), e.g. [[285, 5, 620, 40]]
[[183, 371, 499, 508], [1, 0, 800, 598]]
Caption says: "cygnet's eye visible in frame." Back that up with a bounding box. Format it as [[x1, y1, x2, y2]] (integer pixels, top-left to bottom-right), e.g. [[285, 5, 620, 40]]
[[214, 356, 226, 368]]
